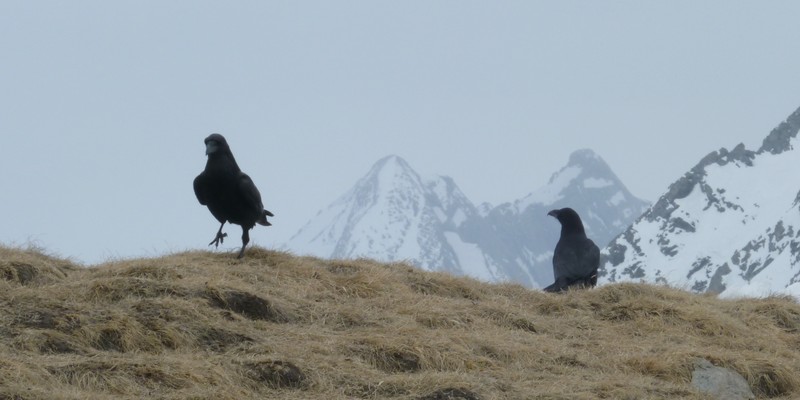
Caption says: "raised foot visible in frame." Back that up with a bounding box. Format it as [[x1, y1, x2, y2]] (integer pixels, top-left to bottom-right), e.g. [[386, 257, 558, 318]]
[[208, 232, 228, 248]]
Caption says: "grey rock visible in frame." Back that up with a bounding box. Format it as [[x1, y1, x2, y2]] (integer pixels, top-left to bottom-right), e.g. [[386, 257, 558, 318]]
[[707, 263, 731, 294], [691, 358, 754, 400], [759, 105, 800, 155]]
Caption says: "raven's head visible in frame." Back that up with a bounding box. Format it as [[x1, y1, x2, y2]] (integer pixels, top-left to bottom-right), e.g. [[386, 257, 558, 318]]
[[547, 207, 586, 236], [204, 133, 229, 156]]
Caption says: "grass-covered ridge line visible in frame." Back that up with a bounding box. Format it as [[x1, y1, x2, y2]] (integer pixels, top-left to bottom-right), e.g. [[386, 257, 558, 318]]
[[1, 244, 799, 399]]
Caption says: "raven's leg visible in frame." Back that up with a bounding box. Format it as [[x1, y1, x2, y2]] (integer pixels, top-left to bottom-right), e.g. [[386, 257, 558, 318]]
[[237, 227, 250, 259], [208, 221, 227, 247]]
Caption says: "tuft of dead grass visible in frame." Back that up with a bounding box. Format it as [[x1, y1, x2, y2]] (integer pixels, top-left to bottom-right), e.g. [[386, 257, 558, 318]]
[[0, 245, 76, 286], [1, 243, 800, 399]]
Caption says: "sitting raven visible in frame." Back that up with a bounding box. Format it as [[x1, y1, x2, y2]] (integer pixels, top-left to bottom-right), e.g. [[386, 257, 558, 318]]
[[544, 208, 599, 292], [193, 133, 274, 258]]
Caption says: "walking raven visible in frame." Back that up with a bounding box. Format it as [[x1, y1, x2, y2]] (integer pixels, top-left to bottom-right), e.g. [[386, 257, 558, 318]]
[[544, 208, 599, 292], [193, 133, 274, 258]]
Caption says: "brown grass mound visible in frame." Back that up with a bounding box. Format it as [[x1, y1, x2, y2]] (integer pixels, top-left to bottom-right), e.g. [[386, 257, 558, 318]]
[[0, 245, 76, 285], [0, 244, 799, 399], [243, 359, 308, 389], [419, 387, 481, 400], [206, 287, 290, 322]]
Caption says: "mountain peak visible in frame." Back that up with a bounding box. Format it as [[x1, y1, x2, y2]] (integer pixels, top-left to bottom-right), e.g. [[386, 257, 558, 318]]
[[473, 149, 651, 286], [287, 155, 478, 277], [563, 148, 615, 179], [567, 148, 601, 165], [373, 154, 409, 168], [521, 149, 642, 210], [602, 104, 800, 297], [367, 155, 415, 179], [353, 154, 427, 202]]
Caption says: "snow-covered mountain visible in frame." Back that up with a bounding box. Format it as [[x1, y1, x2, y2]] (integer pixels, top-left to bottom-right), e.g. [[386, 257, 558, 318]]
[[285, 155, 499, 280], [470, 149, 650, 287], [287, 150, 649, 289], [602, 105, 800, 297]]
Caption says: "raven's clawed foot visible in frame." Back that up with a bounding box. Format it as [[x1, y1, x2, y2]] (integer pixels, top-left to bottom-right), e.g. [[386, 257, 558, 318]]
[[208, 232, 228, 247]]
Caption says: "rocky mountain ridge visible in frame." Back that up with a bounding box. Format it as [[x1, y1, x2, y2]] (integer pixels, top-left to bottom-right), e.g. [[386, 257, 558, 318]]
[[287, 150, 649, 288], [602, 105, 800, 298]]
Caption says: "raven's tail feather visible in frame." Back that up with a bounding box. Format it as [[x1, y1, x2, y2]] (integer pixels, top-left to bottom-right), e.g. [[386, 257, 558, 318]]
[[257, 209, 274, 226]]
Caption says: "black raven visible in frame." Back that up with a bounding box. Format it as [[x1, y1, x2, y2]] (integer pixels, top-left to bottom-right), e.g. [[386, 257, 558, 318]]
[[193, 133, 274, 258], [544, 208, 599, 292]]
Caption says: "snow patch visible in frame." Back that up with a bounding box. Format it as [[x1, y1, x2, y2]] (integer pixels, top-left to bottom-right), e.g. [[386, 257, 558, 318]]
[[536, 251, 553, 264], [444, 232, 493, 281], [516, 165, 582, 210], [452, 209, 468, 226], [608, 191, 626, 206], [584, 177, 613, 189]]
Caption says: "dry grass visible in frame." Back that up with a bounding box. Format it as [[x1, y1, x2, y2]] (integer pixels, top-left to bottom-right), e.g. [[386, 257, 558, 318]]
[[1, 244, 800, 399]]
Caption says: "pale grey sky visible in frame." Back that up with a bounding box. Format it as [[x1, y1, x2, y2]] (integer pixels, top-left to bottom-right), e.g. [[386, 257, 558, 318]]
[[2, 1, 799, 263]]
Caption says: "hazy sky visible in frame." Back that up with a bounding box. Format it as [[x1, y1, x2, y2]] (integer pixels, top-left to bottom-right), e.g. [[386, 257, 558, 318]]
[[2, 1, 799, 264]]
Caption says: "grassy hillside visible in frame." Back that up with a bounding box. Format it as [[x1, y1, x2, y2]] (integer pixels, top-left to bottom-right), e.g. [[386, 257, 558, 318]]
[[1, 245, 799, 399]]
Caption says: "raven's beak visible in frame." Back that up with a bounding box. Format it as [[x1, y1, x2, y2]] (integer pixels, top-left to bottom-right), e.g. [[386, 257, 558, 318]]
[[547, 210, 558, 218], [205, 141, 217, 155]]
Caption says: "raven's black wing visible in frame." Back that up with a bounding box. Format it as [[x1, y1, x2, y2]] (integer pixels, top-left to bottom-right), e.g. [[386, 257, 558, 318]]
[[238, 172, 265, 212], [585, 239, 600, 277], [193, 173, 208, 206], [553, 237, 599, 281], [552, 239, 578, 281]]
